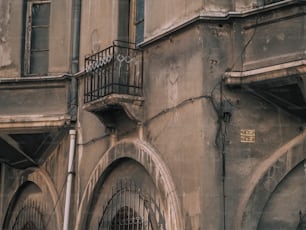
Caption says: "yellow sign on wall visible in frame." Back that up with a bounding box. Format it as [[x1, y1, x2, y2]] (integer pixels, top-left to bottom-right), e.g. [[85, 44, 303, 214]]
[[240, 129, 256, 143]]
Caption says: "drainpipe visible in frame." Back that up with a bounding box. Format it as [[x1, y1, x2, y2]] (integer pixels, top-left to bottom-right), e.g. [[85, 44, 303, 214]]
[[71, 0, 81, 74], [70, 0, 82, 121], [63, 129, 77, 230], [62, 1, 81, 229]]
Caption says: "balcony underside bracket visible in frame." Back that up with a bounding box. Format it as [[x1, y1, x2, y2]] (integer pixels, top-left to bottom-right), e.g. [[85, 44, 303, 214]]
[[83, 94, 144, 132]]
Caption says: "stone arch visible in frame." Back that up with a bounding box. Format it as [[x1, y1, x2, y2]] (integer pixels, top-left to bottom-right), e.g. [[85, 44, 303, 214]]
[[3, 168, 63, 230], [75, 139, 183, 230], [234, 131, 306, 230]]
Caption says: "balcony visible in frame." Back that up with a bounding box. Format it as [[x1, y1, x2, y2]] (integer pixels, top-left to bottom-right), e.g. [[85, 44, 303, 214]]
[[0, 76, 73, 169], [82, 42, 144, 131]]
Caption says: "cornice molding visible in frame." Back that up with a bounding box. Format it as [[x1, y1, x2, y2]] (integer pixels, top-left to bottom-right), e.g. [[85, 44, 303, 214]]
[[140, 0, 305, 47]]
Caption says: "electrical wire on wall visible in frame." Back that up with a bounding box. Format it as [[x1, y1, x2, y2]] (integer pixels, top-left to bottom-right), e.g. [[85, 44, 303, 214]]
[[214, 15, 258, 230]]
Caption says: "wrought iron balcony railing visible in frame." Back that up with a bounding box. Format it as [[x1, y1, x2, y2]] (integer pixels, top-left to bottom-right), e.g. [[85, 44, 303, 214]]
[[84, 42, 143, 103]]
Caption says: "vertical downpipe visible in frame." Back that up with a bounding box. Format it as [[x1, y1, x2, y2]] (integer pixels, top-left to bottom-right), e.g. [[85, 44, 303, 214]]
[[63, 1, 81, 229], [70, 0, 81, 121], [63, 130, 77, 230]]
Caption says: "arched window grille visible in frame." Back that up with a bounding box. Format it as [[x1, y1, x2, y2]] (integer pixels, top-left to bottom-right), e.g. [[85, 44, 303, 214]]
[[12, 200, 45, 230], [98, 179, 165, 230]]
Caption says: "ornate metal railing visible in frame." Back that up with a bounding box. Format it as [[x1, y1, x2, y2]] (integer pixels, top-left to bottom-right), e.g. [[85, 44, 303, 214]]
[[84, 42, 143, 103]]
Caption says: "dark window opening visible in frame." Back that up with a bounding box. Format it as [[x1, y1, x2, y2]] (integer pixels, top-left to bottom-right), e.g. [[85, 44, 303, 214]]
[[135, 0, 144, 44], [118, 0, 131, 44], [118, 0, 144, 45]]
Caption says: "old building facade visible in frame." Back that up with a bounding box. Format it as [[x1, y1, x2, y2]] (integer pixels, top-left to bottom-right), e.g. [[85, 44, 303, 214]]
[[1, 0, 306, 229]]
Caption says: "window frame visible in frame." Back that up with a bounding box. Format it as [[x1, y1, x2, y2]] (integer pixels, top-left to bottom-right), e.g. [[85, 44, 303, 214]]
[[134, 0, 144, 44], [24, 0, 51, 76]]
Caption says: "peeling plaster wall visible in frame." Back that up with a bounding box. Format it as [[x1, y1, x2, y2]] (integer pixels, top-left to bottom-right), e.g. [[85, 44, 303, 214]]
[[144, 27, 207, 229], [48, 0, 73, 74], [0, 0, 12, 68], [145, 0, 203, 38], [79, 0, 115, 69], [0, 0, 22, 77]]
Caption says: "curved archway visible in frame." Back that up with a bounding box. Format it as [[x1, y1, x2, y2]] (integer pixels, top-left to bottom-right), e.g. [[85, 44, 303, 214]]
[[234, 131, 306, 230], [257, 162, 306, 229], [76, 139, 183, 230], [3, 168, 63, 230]]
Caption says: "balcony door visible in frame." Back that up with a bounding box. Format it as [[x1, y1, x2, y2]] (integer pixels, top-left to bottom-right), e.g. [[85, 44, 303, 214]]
[[118, 0, 144, 45]]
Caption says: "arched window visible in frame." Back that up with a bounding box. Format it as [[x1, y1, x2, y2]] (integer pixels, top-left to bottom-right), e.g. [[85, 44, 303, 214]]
[[98, 179, 164, 230]]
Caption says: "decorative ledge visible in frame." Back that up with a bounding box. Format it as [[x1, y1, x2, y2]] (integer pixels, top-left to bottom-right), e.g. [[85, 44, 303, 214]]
[[224, 60, 306, 120], [224, 60, 306, 85], [0, 114, 71, 131]]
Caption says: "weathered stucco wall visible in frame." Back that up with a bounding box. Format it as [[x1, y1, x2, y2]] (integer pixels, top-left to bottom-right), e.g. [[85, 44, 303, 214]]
[[145, 0, 203, 38], [242, 6, 306, 70], [0, 0, 23, 77], [1, 1, 306, 230], [79, 0, 116, 69], [224, 87, 304, 229], [49, 0, 73, 74], [143, 23, 228, 229]]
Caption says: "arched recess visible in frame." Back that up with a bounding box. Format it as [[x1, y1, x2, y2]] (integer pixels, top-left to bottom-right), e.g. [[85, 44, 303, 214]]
[[234, 131, 306, 230], [257, 162, 306, 229], [75, 139, 183, 230], [2, 168, 63, 230]]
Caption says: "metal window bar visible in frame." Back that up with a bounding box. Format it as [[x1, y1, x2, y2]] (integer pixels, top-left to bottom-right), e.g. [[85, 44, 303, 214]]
[[12, 200, 45, 230], [84, 43, 143, 103], [98, 179, 156, 230]]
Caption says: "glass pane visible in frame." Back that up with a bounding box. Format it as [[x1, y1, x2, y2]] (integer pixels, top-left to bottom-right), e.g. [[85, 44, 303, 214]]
[[118, 0, 130, 42], [31, 27, 49, 50], [136, 22, 144, 44], [30, 51, 48, 75], [32, 3, 50, 26], [136, 0, 144, 22]]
